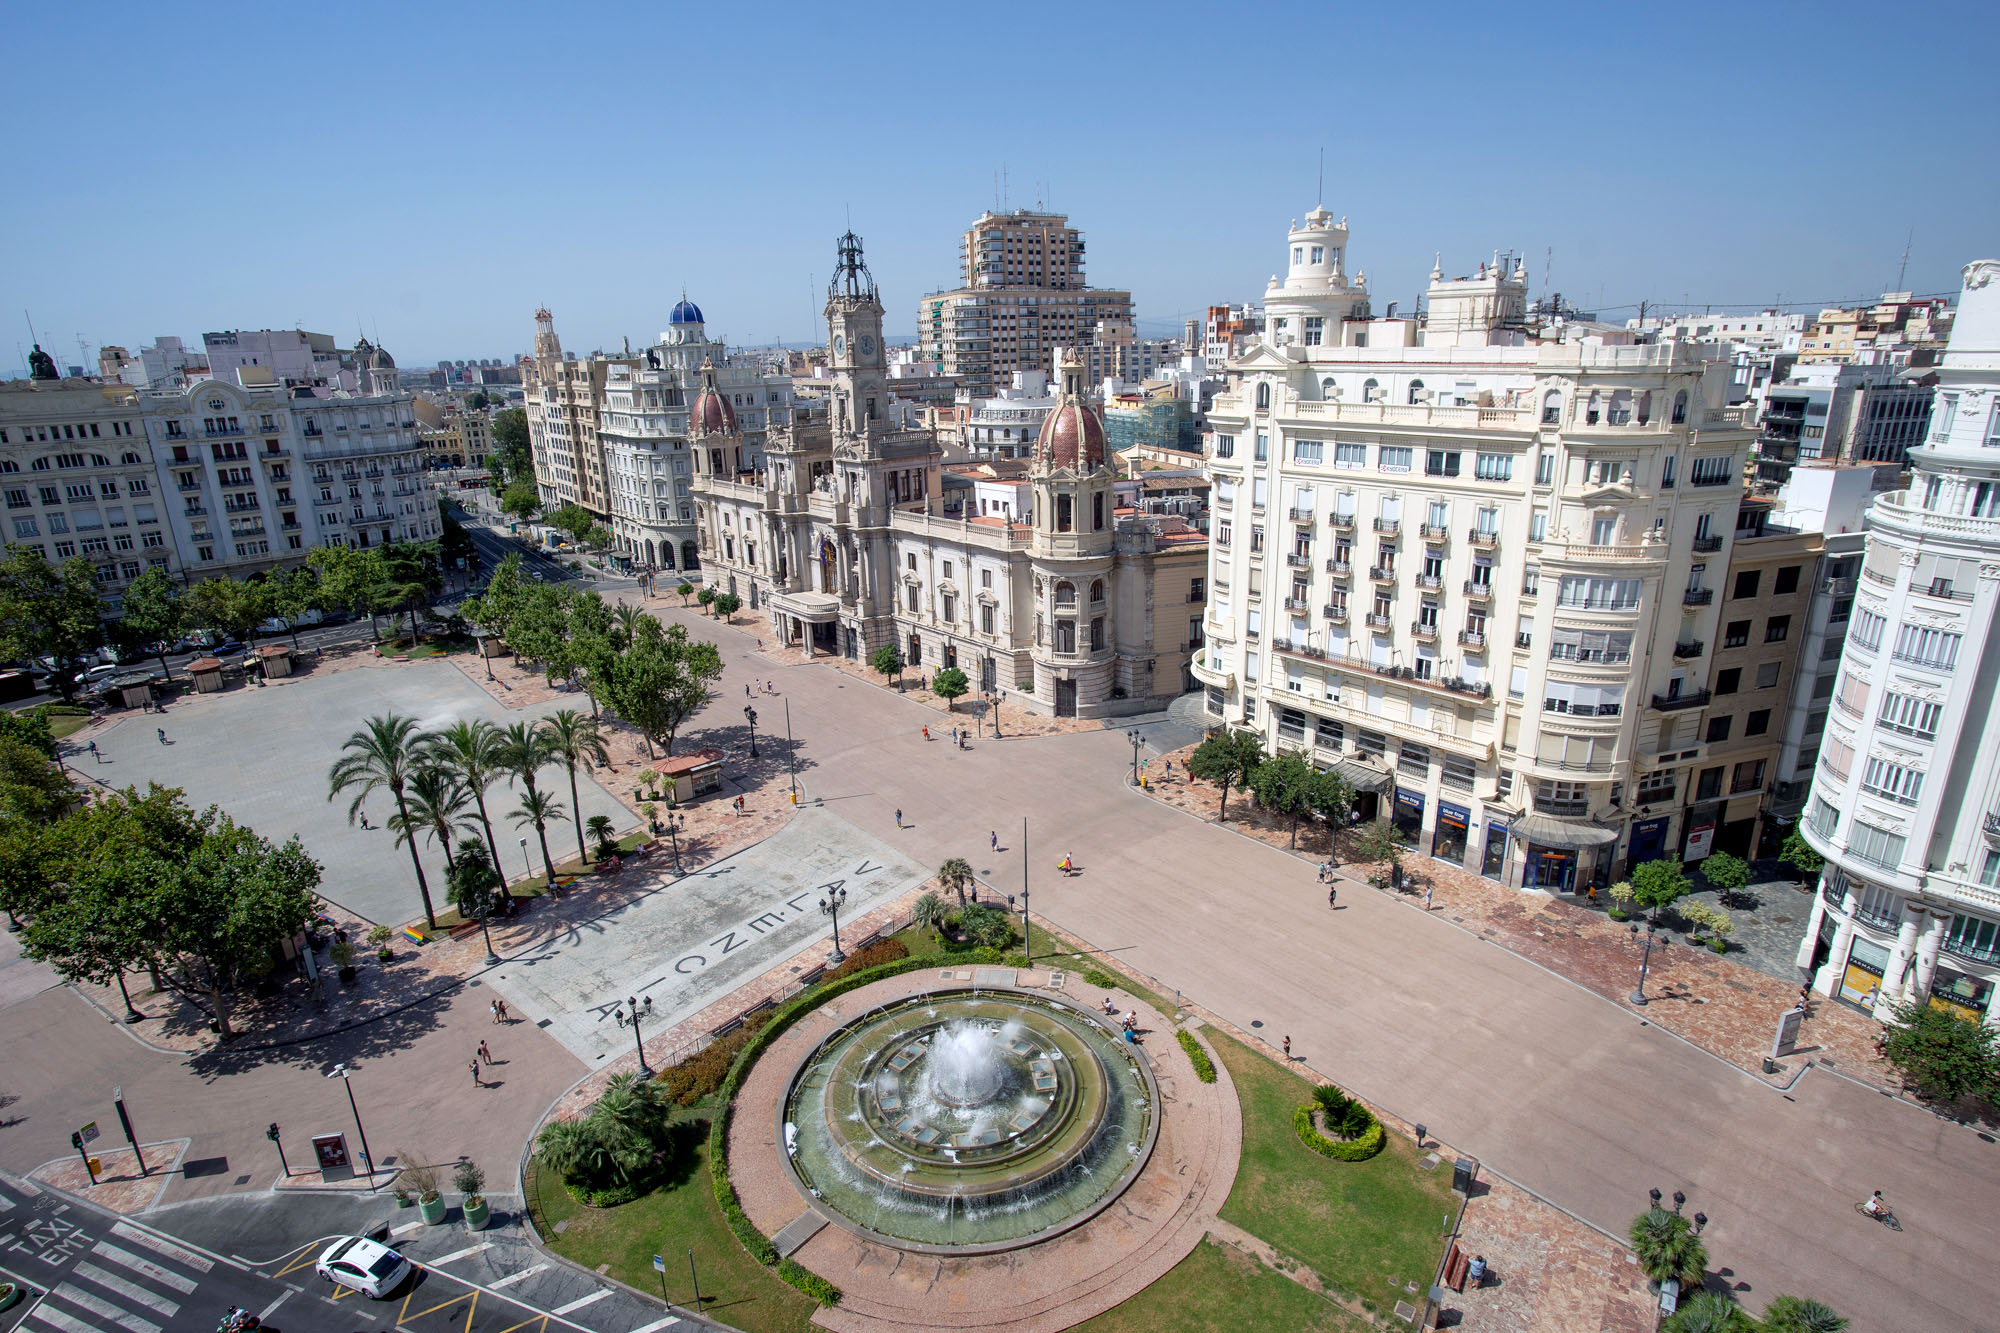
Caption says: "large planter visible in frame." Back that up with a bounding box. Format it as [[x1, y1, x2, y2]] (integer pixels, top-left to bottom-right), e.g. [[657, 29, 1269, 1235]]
[[418, 1192, 447, 1225], [0, 1282, 23, 1312], [462, 1196, 490, 1230]]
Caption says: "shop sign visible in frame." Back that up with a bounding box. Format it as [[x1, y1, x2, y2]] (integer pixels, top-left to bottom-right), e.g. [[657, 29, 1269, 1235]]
[[1685, 817, 1717, 860], [1839, 937, 1888, 1006]]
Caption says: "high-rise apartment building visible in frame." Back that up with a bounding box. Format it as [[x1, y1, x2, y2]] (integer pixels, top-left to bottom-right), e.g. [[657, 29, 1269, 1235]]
[[1193, 207, 1754, 892], [521, 309, 622, 519], [1799, 260, 2000, 1028], [1753, 362, 1934, 487], [918, 210, 1133, 398]]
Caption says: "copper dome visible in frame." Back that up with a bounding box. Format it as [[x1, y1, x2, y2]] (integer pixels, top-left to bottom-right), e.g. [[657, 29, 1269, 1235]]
[[693, 385, 737, 436], [1035, 401, 1107, 471]]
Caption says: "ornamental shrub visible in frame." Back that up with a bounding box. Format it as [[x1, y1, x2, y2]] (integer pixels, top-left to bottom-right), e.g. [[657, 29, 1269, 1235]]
[[1177, 1029, 1216, 1082], [1293, 1102, 1386, 1162]]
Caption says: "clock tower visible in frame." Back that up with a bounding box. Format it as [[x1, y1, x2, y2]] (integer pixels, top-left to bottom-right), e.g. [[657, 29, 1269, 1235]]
[[825, 230, 889, 446]]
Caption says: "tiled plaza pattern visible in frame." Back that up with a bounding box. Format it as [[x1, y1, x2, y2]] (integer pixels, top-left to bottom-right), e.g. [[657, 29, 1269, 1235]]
[[1446, 1171, 1657, 1333], [727, 971, 1240, 1333], [1141, 743, 1901, 1096], [28, 1141, 189, 1216]]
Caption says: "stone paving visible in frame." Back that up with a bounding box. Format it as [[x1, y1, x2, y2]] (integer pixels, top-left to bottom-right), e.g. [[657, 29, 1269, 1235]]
[[28, 1141, 188, 1216], [1445, 1172, 1656, 1333], [1138, 744, 1900, 1096]]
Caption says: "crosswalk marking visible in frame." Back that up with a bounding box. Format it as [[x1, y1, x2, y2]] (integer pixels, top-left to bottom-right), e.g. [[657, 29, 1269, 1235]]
[[26, 1305, 99, 1333], [390, 1219, 426, 1236], [626, 1318, 684, 1332], [487, 1262, 546, 1289], [258, 1290, 292, 1321], [550, 1288, 612, 1315], [89, 1242, 198, 1294], [46, 1282, 161, 1333], [109, 1222, 212, 1273], [429, 1241, 494, 1266], [71, 1261, 181, 1316]]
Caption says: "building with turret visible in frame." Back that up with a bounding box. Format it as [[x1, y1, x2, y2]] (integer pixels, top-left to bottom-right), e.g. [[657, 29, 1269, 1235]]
[[694, 232, 1206, 717]]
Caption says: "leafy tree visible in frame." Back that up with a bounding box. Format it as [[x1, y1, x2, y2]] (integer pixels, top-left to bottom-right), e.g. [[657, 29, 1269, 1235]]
[[375, 541, 444, 642], [328, 714, 440, 930], [1628, 1205, 1707, 1288], [913, 892, 947, 937], [0, 708, 55, 759], [711, 591, 740, 622], [446, 837, 504, 962], [931, 666, 970, 710], [1701, 851, 1750, 904], [500, 481, 541, 521], [510, 787, 568, 888], [541, 710, 609, 866], [0, 548, 106, 699], [1350, 818, 1405, 864], [460, 553, 527, 649], [467, 391, 491, 411], [937, 856, 974, 906], [1658, 1289, 1752, 1333], [696, 586, 717, 616], [306, 545, 382, 629], [183, 576, 271, 645], [1779, 828, 1823, 877], [425, 719, 507, 878], [0, 736, 78, 822], [13, 789, 156, 997], [490, 409, 531, 480], [1760, 1295, 1848, 1333], [597, 620, 722, 758], [536, 1072, 671, 1194], [870, 644, 905, 690], [1247, 753, 1350, 849], [1185, 729, 1265, 822], [263, 567, 322, 650], [675, 581, 693, 606], [583, 522, 613, 551], [119, 567, 186, 679], [438, 505, 475, 571], [1881, 997, 2000, 1107], [1630, 858, 1692, 919], [548, 503, 596, 546]]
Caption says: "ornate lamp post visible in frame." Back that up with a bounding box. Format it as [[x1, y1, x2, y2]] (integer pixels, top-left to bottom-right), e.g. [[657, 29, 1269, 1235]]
[[819, 885, 849, 966], [743, 704, 759, 758], [614, 994, 654, 1074], [986, 689, 1002, 738], [1629, 921, 1667, 1006], [659, 804, 686, 874], [1125, 727, 1145, 783]]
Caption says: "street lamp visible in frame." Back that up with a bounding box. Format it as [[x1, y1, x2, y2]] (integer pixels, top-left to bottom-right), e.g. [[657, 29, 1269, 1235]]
[[325, 1063, 377, 1190], [1672, 1190, 1686, 1214], [1693, 1211, 1708, 1235], [819, 885, 848, 966], [614, 994, 654, 1074], [783, 698, 797, 798], [659, 804, 686, 874], [744, 704, 759, 758], [986, 689, 1002, 738], [1125, 727, 1145, 783], [1629, 921, 1667, 1006], [518, 836, 531, 883]]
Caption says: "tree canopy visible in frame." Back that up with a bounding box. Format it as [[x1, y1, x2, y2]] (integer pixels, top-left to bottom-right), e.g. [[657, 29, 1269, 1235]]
[[597, 619, 722, 758], [0, 548, 105, 697], [1187, 728, 1265, 821]]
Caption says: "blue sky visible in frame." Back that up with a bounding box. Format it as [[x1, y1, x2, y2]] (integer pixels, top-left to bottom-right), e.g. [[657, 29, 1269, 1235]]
[[3, 1, 1994, 373]]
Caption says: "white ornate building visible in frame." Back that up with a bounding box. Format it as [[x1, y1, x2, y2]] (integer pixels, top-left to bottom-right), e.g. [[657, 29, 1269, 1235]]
[[1194, 206, 1755, 891], [1798, 259, 2000, 1028], [693, 233, 1207, 717]]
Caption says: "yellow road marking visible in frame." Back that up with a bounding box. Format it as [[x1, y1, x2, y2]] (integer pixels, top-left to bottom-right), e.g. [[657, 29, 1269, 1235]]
[[273, 1246, 321, 1279], [400, 1287, 476, 1325], [484, 1314, 548, 1333]]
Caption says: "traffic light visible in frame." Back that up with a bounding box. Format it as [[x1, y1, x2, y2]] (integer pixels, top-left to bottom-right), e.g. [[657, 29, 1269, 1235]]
[[266, 1122, 281, 1142]]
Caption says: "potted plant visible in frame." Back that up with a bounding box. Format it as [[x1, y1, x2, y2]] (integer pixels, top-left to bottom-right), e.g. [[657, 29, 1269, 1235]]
[[392, 1185, 414, 1209], [456, 1160, 490, 1230], [0, 1282, 21, 1312], [368, 924, 395, 963], [638, 768, 659, 801], [641, 803, 658, 834], [330, 938, 357, 984], [1607, 881, 1634, 922], [400, 1155, 446, 1225]]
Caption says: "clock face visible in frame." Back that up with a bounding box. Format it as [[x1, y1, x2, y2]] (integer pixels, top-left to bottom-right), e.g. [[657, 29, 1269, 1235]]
[[858, 335, 876, 357], [833, 335, 846, 355]]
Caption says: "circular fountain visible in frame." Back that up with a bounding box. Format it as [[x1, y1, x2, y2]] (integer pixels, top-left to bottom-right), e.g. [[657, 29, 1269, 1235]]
[[781, 988, 1157, 1252]]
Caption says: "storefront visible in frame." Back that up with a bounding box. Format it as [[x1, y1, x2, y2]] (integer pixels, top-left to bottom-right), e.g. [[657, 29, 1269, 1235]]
[[1525, 846, 1577, 892], [1513, 812, 1617, 894], [1331, 760, 1388, 826], [1432, 801, 1470, 867], [1628, 817, 1670, 869], [1392, 787, 1426, 843], [1930, 967, 1993, 1022], [1481, 822, 1509, 879], [1839, 936, 1890, 1007]]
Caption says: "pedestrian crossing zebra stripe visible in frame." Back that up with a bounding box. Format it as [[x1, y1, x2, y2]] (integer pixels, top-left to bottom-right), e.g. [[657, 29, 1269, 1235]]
[[88, 1242, 198, 1295], [109, 1221, 213, 1273], [44, 1282, 161, 1333], [72, 1260, 181, 1316]]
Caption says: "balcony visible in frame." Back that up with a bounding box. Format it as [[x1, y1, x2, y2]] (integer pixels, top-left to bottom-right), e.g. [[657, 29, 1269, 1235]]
[[1683, 587, 1714, 606], [1650, 689, 1712, 712], [1462, 579, 1493, 602], [1411, 620, 1440, 643], [1289, 507, 1316, 522], [1284, 597, 1312, 612], [1285, 552, 1311, 568], [1515, 631, 1533, 649], [1365, 612, 1393, 630], [1420, 523, 1450, 541], [1325, 558, 1352, 576], [1415, 573, 1443, 591], [178, 478, 204, 492], [1373, 518, 1400, 535], [1467, 528, 1499, 549], [1324, 605, 1348, 623], [1272, 637, 1328, 660], [1442, 676, 1493, 699], [1369, 566, 1396, 583], [203, 424, 243, 437], [1458, 630, 1487, 649], [1535, 795, 1592, 817], [183, 505, 207, 517], [1673, 640, 1705, 659], [1691, 534, 1724, 553], [1328, 513, 1355, 531]]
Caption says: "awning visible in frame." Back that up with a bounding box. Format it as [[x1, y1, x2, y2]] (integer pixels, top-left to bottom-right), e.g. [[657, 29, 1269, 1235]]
[[1331, 760, 1390, 795], [769, 591, 842, 623], [1513, 811, 1618, 850]]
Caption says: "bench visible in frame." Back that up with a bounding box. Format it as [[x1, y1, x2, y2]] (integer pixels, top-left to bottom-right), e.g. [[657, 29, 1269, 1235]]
[[1442, 1242, 1469, 1292]]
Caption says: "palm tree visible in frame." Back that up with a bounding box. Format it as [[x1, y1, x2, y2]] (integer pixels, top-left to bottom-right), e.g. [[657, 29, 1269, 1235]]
[[586, 814, 615, 859], [392, 766, 478, 875], [328, 713, 439, 929], [510, 787, 567, 890], [610, 602, 645, 647], [937, 856, 974, 907], [1760, 1296, 1847, 1333], [494, 720, 559, 845], [1628, 1206, 1708, 1289], [426, 719, 506, 875], [446, 837, 504, 965], [541, 710, 609, 866], [913, 892, 947, 938], [1658, 1289, 1752, 1333]]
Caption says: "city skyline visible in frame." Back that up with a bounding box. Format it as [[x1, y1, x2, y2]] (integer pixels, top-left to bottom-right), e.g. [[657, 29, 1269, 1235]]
[[3, 1, 1995, 374]]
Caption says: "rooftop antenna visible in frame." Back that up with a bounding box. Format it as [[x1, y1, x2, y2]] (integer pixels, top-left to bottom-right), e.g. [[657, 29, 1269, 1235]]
[[1002, 164, 1009, 209], [24, 310, 41, 347], [1895, 228, 1913, 292]]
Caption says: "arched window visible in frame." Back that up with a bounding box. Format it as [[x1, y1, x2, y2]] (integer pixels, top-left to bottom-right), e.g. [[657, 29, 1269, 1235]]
[[1055, 581, 1076, 607], [1090, 579, 1105, 604], [1363, 378, 1380, 404], [1056, 620, 1076, 653], [1320, 377, 1337, 399], [1671, 390, 1689, 425], [1542, 390, 1562, 425], [1408, 379, 1426, 405], [122, 451, 141, 465], [1255, 382, 1271, 410]]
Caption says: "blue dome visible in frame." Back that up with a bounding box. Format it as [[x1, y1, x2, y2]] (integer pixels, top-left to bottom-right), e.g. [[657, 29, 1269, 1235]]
[[668, 298, 704, 325]]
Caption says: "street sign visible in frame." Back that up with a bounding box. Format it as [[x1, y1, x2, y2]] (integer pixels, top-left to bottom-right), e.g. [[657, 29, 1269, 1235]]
[[1772, 1006, 1806, 1060], [77, 1121, 99, 1145], [652, 1255, 666, 1273]]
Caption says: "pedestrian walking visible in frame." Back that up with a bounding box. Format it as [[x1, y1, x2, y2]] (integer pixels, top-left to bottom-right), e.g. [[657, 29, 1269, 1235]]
[[757, 638, 764, 651], [478, 1039, 493, 1064], [496, 998, 510, 1023], [733, 794, 745, 814], [156, 727, 166, 744], [922, 725, 930, 741], [358, 809, 370, 830], [1423, 886, 1434, 912], [1466, 1255, 1487, 1288], [87, 740, 99, 762], [1282, 1034, 1291, 1059], [489, 999, 500, 1024], [894, 808, 903, 829], [470, 1060, 484, 1088], [745, 683, 751, 697], [990, 830, 998, 851], [1327, 885, 1337, 908]]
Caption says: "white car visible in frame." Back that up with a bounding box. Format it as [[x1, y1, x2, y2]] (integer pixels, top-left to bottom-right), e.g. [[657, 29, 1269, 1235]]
[[74, 663, 121, 686], [315, 1234, 412, 1298]]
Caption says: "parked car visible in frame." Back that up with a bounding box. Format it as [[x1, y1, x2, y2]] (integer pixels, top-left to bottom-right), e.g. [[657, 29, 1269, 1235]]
[[315, 1235, 412, 1299], [74, 663, 120, 686], [256, 617, 291, 636], [213, 639, 247, 657]]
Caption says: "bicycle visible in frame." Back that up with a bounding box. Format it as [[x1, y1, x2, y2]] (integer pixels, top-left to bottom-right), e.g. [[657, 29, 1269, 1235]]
[[1854, 1201, 1903, 1231]]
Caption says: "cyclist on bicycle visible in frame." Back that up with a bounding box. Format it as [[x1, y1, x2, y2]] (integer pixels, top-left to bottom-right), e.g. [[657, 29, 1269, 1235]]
[[1861, 1190, 1886, 1217]]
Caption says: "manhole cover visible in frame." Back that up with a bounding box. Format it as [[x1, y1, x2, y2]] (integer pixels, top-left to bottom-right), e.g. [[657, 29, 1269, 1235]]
[[1394, 1300, 1418, 1323]]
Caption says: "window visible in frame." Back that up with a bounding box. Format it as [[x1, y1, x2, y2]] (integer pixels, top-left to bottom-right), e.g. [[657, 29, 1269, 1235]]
[[1877, 691, 1940, 739], [1746, 709, 1771, 736], [1216, 521, 1231, 547], [1542, 680, 1624, 716], [1535, 452, 1554, 485], [1672, 390, 1689, 425], [1425, 450, 1461, 477], [1541, 392, 1562, 426], [1716, 668, 1741, 695], [1548, 627, 1632, 663], [1250, 525, 1264, 552], [1774, 565, 1801, 595], [1592, 517, 1616, 544], [1255, 383, 1270, 411], [1399, 741, 1431, 776], [1756, 662, 1780, 689], [1723, 619, 1750, 648], [1356, 729, 1386, 759], [1255, 433, 1269, 461], [1851, 607, 1885, 651], [1892, 624, 1960, 669], [1555, 575, 1640, 610], [1474, 453, 1512, 481], [1521, 565, 1540, 597], [980, 604, 995, 634], [1441, 754, 1476, 791], [1408, 380, 1426, 405], [1734, 570, 1760, 599], [1362, 378, 1380, 404], [1696, 767, 1723, 801], [1689, 456, 1734, 486], [1706, 716, 1733, 743], [1529, 511, 1548, 541], [1848, 820, 1905, 870], [1293, 439, 1323, 465], [1732, 759, 1766, 793], [1661, 455, 1677, 488], [1213, 434, 1235, 458], [1303, 317, 1323, 347], [1764, 615, 1790, 643], [1933, 394, 1957, 441], [1334, 442, 1366, 468], [1807, 795, 1840, 838], [1378, 446, 1412, 472]]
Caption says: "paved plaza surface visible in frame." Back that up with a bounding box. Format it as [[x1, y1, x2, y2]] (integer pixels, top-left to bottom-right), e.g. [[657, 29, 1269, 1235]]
[[83, 660, 637, 926], [487, 806, 927, 1065]]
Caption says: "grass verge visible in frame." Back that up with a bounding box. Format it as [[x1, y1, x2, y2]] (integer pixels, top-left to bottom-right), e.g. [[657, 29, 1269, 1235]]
[[1210, 1030, 1452, 1316], [1071, 1237, 1376, 1333]]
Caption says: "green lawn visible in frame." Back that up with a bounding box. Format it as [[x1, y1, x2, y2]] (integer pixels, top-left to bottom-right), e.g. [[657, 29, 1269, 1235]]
[[1210, 1030, 1453, 1316], [46, 712, 91, 740], [526, 1132, 819, 1333], [1072, 1238, 1376, 1333]]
